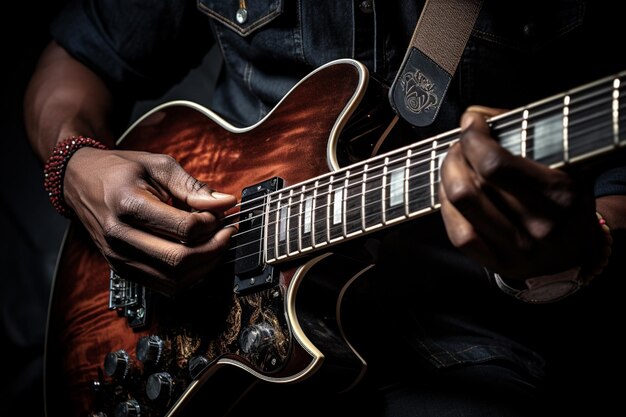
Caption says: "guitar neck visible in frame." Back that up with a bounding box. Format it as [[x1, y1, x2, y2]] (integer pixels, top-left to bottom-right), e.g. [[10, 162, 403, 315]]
[[263, 71, 626, 263]]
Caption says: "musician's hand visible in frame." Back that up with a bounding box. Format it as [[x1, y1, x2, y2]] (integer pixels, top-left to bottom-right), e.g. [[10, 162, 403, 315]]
[[63, 147, 237, 294], [439, 106, 604, 280]]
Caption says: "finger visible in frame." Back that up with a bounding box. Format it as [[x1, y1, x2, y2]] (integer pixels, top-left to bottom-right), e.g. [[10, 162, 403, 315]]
[[110, 227, 236, 295], [116, 188, 224, 243], [464, 105, 508, 120], [103, 221, 235, 278], [439, 180, 495, 267], [459, 127, 577, 238], [440, 143, 528, 251], [143, 154, 237, 211]]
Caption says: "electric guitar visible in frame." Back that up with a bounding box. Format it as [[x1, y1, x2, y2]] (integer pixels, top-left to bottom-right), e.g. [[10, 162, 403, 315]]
[[44, 59, 626, 417]]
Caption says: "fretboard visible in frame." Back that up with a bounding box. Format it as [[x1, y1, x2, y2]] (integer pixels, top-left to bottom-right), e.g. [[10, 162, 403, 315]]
[[264, 71, 626, 263]]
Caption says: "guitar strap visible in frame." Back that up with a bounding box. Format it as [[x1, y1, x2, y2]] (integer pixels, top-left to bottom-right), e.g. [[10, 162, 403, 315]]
[[389, 0, 483, 127]]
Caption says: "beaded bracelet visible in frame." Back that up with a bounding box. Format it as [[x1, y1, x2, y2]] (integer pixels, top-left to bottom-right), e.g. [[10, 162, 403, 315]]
[[44, 135, 109, 218]]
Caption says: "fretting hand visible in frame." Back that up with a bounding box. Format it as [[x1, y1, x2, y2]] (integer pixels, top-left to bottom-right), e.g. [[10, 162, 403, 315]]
[[439, 106, 604, 280]]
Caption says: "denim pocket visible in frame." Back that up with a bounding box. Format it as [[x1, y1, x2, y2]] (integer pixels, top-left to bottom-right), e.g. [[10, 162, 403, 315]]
[[197, 0, 284, 37]]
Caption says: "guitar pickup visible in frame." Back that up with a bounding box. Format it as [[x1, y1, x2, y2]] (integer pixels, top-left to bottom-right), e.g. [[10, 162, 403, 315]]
[[234, 177, 283, 294]]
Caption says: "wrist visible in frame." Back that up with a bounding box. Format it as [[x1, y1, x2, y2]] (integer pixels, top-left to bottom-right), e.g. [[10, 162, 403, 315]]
[[44, 135, 109, 217], [494, 212, 612, 304]]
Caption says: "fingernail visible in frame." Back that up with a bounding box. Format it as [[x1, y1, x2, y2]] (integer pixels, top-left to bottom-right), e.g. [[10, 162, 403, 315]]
[[211, 191, 233, 199]]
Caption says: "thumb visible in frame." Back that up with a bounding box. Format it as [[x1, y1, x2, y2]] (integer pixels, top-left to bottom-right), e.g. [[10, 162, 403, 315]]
[[148, 155, 237, 211], [461, 105, 507, 132]]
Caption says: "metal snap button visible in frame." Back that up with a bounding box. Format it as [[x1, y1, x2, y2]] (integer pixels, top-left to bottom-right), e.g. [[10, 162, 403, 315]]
[[236, 0, 248, 24], [359, 0, 374, 14], [236, 8, 248, 24]]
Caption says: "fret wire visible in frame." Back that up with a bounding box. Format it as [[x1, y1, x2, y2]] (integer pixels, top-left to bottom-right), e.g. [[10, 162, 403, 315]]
[[430, 141, 437, 208], [326, 176, 332, 245], [614, 77, 621, 145], [382, 157, 388, 225], [298, 186, 304, 253], [563, 95, 570, 163], [343, 171, 350, 238], [275, 193, 281, 258], [521, 109, 528, 158], [361, 164, 368, 232], [404, 150, 411, 217], [263, 193, 271, 262], [286, 189, 294, 255], [312, 180, 319, 248]]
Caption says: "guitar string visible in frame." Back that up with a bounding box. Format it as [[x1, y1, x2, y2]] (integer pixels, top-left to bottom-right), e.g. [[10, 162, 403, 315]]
[[227, 137, 625, 264], [491, 82, 616, 132], [192, 78, 622, 260], [224, 126, 625, 265], [222, 97, 612, 262], [219, 78, 622, 232], [224, 94, 625, 244]]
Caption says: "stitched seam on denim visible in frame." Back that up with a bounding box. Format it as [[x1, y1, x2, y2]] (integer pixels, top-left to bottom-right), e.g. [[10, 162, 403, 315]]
[[294, 0, 308, 65], [197, 0, 282, 37], [258, 102, 269, 121], [454, 344, 489, 355], [241, 63, 264, 121], [212, 23, 235, 77], [412, 324, 462, 366], [453, 345, 507, 363], [243, 63, 253, 93]]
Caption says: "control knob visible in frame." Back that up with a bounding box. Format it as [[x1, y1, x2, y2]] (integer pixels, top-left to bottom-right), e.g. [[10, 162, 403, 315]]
[[146, 372, 174, 404], [136, 335, 164, 366], [239, 323, 275, 354], [103, 350, 131, 379], [114, 399, 141, 417]]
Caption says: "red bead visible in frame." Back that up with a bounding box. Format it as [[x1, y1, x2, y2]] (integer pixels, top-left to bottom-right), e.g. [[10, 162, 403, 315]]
[[43, 135, 109, 218]]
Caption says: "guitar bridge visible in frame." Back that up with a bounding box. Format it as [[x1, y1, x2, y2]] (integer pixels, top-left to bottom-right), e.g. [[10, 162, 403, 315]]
[[108, 270, 148, 328]]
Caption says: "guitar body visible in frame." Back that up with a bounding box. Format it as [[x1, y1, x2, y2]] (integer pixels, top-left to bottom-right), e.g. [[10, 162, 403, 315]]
[[45, 60, 388, 417], [46, 56, 626, 416]]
